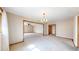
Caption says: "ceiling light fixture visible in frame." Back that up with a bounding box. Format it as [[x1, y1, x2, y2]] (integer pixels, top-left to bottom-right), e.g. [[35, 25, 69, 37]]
[[41, 12, 48, 23]]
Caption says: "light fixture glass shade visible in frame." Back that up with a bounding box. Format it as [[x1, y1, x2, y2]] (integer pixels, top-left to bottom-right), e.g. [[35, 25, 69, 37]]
[[41, 18, 48, 23], [41, 12, 48, 23]]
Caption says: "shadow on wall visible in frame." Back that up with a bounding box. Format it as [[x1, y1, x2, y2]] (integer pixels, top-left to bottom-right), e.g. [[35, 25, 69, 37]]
[[24, 23, 34, 33]]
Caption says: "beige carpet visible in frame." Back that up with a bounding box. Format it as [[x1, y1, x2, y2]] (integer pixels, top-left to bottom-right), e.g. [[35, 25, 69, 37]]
[[10, 34, 77, 51]]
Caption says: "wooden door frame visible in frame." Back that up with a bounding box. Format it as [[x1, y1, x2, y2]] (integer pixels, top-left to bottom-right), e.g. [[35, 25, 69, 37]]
[[48, 24, 56, 36], [52, 24, 56, 36], [48, 25, 52, 35]]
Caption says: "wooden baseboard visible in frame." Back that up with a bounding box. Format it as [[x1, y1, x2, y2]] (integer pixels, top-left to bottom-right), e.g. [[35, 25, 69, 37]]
[[72, 39, 77, 48], [56, 36, 79, 48], [56, 36, 73, 40], [9, 41, 24, 46], [56, 36, 78, 48], [72, 40, 79, 48]]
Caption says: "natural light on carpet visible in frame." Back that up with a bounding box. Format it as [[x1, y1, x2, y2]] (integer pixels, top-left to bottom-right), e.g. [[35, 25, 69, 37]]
[[27, 44, 35, 49], [27, 44, 40, 51]]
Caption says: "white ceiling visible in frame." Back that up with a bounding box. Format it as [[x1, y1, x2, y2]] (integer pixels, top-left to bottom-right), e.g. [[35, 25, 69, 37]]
[[5, 7, 79, 21]]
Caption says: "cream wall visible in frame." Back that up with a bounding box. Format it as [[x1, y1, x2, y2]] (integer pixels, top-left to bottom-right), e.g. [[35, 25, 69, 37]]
[[56, 19, 73, 39], [0, 15, 1, 50], [24, 25, 34, 33], [0, 15, 1, 32], [48, 19, 74, 39], [33, 24, 43, 33], [24, 23, 34, 33], [73, 16, 78, 47], [0, 33, 1, 50], [7, 12, 24, 44], [1, 9, 9, 51]]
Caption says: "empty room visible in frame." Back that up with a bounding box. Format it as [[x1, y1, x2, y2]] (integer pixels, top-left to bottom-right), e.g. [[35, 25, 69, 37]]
[[0, 7, 79, 51]]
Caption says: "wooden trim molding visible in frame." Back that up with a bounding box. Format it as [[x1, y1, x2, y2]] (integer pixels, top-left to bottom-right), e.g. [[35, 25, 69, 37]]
[[23, 20, 43, 24], [72, 39, 77, 48], [48, 24, 56, 36], [56, 36, 77, 47], [56, 36, 73, 40], [9, 41, 24, 46]]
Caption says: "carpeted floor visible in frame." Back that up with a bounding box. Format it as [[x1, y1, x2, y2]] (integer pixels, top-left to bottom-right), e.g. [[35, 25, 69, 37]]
[[10, 33, 77, 51]]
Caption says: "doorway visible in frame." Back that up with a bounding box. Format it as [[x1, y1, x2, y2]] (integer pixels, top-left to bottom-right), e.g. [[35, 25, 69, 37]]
[[48, 24, 56, 36], [23, 20, 44, 41]]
